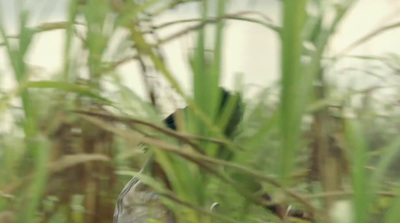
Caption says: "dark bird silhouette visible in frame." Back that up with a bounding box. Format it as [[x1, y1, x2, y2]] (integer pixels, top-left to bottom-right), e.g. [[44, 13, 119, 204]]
[[163, 87, 242, 159], [164, 88, 241, 133]]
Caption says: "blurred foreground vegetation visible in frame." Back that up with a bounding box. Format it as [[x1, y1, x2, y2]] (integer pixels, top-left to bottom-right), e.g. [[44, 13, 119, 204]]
[[1, 0, 400, 222]]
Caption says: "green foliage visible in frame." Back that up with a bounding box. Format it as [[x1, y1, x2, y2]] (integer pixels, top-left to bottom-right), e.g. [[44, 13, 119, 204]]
[[1, 0, 400, 223]]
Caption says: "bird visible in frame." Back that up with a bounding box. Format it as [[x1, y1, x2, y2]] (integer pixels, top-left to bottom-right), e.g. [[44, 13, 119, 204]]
[[164, 88, 243, 159], [113, 87, 243, 223], [113, 88, 313, 223]]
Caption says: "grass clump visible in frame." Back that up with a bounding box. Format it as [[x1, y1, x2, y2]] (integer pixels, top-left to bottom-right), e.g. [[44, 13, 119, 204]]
[[1, 0, 400, 223]]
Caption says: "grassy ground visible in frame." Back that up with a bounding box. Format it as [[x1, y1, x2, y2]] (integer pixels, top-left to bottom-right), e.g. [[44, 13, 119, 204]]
[[1, 0, 400, 222]]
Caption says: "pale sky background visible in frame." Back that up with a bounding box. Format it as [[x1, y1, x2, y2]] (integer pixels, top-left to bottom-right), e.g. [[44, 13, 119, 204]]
[[1, 0, 400, 106]]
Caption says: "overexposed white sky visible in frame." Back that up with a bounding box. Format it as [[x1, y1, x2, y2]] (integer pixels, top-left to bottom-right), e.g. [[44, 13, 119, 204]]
[[1, 0, 400, 100]]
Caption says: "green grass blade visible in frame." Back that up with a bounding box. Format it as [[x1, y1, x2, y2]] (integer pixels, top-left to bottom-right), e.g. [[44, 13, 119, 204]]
[[25, 81, 111, 103], [279, 0, 308, 184], [20, 137, 50, 223], [62, 0, 79, 81], [384, 189, 400, 223], [344, 119, 370, 223]]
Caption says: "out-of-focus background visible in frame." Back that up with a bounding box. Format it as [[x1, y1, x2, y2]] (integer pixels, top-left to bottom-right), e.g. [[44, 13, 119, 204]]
[[2, 0, 400, 223], [2, 0, 400, 99]]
